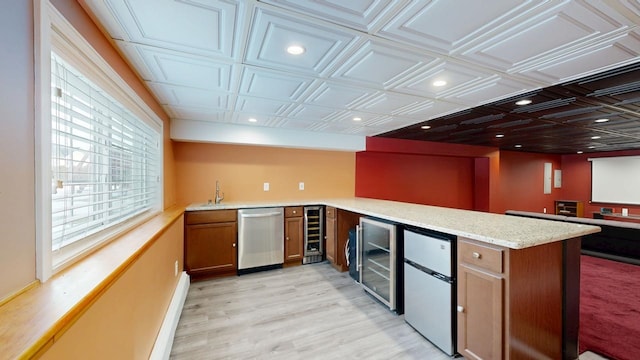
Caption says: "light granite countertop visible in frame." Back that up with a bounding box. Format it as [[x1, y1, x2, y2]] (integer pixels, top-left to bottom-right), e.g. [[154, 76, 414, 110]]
[[186, 197, 601, 249]]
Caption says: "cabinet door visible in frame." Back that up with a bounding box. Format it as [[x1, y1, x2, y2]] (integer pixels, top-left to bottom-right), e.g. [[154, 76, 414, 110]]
[[185, 222, 237, 276], [325, 216, 337, 264], [285, 216, 303, 262], [457, 264, 503, 360]]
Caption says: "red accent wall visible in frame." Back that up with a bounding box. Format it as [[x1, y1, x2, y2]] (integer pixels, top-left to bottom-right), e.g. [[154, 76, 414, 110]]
[[561, 150, 640, 218], [355, 151, 475, 209], [499, 150, 561, 214], [356, 137, 500, 211]]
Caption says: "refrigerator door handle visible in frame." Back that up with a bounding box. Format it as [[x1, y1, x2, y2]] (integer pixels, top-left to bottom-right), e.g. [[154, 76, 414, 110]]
[[356, 225, 362, 276]]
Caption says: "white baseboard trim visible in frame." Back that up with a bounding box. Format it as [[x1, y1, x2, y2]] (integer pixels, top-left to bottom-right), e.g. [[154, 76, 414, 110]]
[[150, 271, 190, 360]]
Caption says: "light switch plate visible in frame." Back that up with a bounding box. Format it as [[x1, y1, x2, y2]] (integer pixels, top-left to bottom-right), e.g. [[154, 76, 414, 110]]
[[299, 182, 304, 190], [263, 182, 269, 191]]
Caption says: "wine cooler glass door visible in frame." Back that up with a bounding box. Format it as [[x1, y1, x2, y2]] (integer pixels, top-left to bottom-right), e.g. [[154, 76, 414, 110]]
[[359, 217, 396, 310]]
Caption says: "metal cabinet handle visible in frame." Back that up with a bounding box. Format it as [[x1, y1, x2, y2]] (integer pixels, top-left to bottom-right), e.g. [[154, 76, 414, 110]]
[[457, 306, 464, 313], [232, 243, 236, 247], [292, 210, 297, 214], [286, 237, 289, 241], [472, 252, 481, 259]]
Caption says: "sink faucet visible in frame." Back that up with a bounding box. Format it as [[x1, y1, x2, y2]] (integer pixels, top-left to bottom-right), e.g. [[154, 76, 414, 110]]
[[215, 180, 224, 204]]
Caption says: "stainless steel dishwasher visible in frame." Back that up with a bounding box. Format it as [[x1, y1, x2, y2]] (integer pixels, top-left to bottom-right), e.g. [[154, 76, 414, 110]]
[[237, 207, 284, 273]]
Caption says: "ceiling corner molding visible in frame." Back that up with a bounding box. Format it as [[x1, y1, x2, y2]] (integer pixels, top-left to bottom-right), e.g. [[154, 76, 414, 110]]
[[170, 119, 366, 152]]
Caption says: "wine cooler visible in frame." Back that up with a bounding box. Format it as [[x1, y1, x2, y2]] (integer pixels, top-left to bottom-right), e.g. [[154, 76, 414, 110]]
[[303, 206, 324, 264]]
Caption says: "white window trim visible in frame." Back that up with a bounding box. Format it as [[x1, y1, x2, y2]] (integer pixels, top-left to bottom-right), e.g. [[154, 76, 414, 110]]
[[34, 0, 164, 282]]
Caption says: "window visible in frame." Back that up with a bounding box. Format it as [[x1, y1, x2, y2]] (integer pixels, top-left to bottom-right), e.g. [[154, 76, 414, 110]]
[[36, 1, 163, 280], [50, 53, 161, 255]]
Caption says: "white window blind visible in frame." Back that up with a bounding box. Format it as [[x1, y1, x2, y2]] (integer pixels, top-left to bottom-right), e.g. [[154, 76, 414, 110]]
[[50, 52, 160, 254]]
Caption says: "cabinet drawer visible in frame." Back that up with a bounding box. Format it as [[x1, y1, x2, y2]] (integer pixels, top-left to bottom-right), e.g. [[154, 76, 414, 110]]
[[285, 206, 303, 218], [459, 239, 504, 274], [326, 206, 336, 219], [186, 210, 237, 225]]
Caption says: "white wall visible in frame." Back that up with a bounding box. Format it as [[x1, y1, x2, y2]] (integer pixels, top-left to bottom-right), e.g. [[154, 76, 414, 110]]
[[0, 0, 37, 299]]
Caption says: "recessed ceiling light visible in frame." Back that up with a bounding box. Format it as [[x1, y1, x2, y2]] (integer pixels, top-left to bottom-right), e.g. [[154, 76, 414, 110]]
[[420, 125, 431, 130], [432, 80, 447, 87], [286, 45, 305, 55], [588, 146, 596, 149], [594, 118, 610, 123], [353, 117, 362, 121], [514, 144, 522, 148], [577, 151, 584, 154], [591, 136, 601, 139], [248, 118, 257, 123], [495, 134, 505, 138], [515, 99, 532, 106]]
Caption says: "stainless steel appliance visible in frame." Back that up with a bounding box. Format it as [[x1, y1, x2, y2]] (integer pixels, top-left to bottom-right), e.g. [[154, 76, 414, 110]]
[[357, 217, 401, 311], [403, 227, 456, 356], [303, 206, 324, 264], [237, 207, 284, 272]]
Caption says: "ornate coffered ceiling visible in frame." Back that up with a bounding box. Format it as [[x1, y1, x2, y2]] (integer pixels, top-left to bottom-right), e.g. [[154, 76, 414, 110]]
[[82, 0, 640, 153]]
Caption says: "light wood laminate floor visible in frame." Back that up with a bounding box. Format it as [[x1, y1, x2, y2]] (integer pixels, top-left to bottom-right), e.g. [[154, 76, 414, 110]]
[[170, 262, 451, 359], [170, 262, 608, 359]]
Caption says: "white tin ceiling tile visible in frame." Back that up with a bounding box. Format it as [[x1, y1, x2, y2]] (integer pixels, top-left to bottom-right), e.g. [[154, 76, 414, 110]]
[[350, 92, 432, 116], [277, 118, 321, 130], [401, 100, 468, 121], [303, 82, 373, 109], [244, 6, 360, 76], [391, 61, 498, 99], [238, 66, 315, 102], [329, 39, 439, 89], [445, 77, 540, 107], [147, 83, 230, 109], [620, 0, 640, 19], [310, 122, 355, 133], [520, 30, 640, 84], [102, 0, 242, 58], [164, 106, 229, 122], [235, 95, 295, 116], [228, 113, 284, 126], [287, 103, 341, 121], [460, 0, 632, 73], [259, 0, 409, 33], [321, 110, 386, 125], [117, 42, 234, 91], [377, 0, 538, 55]]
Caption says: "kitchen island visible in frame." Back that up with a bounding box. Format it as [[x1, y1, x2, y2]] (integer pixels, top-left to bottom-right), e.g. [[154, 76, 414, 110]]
[[187, 197, 600, 359]]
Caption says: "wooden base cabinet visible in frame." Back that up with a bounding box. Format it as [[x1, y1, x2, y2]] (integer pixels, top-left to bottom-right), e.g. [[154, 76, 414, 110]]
[[284, 207, 303, 265], [457, 237, 574, 360], [325, 207, 337, 266], [325, 207, 360, 272], [457, 239, 505, 360], [185, 210, 237, 280]]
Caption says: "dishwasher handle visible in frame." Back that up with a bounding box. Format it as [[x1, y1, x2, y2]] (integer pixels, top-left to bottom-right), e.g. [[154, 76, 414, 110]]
[[240, 212, 282, 218]]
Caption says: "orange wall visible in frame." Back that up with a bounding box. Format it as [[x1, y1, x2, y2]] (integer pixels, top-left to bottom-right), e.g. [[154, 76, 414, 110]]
[[39, 216, 184, 360], [561, 150, 640, 218], [174, 142, 355, 204]]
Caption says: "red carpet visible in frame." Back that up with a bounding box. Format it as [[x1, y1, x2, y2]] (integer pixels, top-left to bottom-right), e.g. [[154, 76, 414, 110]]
[[579, 255, 640, 360]]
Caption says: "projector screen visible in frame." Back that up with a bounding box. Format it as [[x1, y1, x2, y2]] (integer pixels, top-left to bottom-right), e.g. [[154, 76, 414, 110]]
[[590, 156, 640, 205]]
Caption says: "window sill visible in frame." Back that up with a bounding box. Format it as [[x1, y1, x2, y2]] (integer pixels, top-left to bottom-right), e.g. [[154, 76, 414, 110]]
[[0, 205, 185, 359]]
